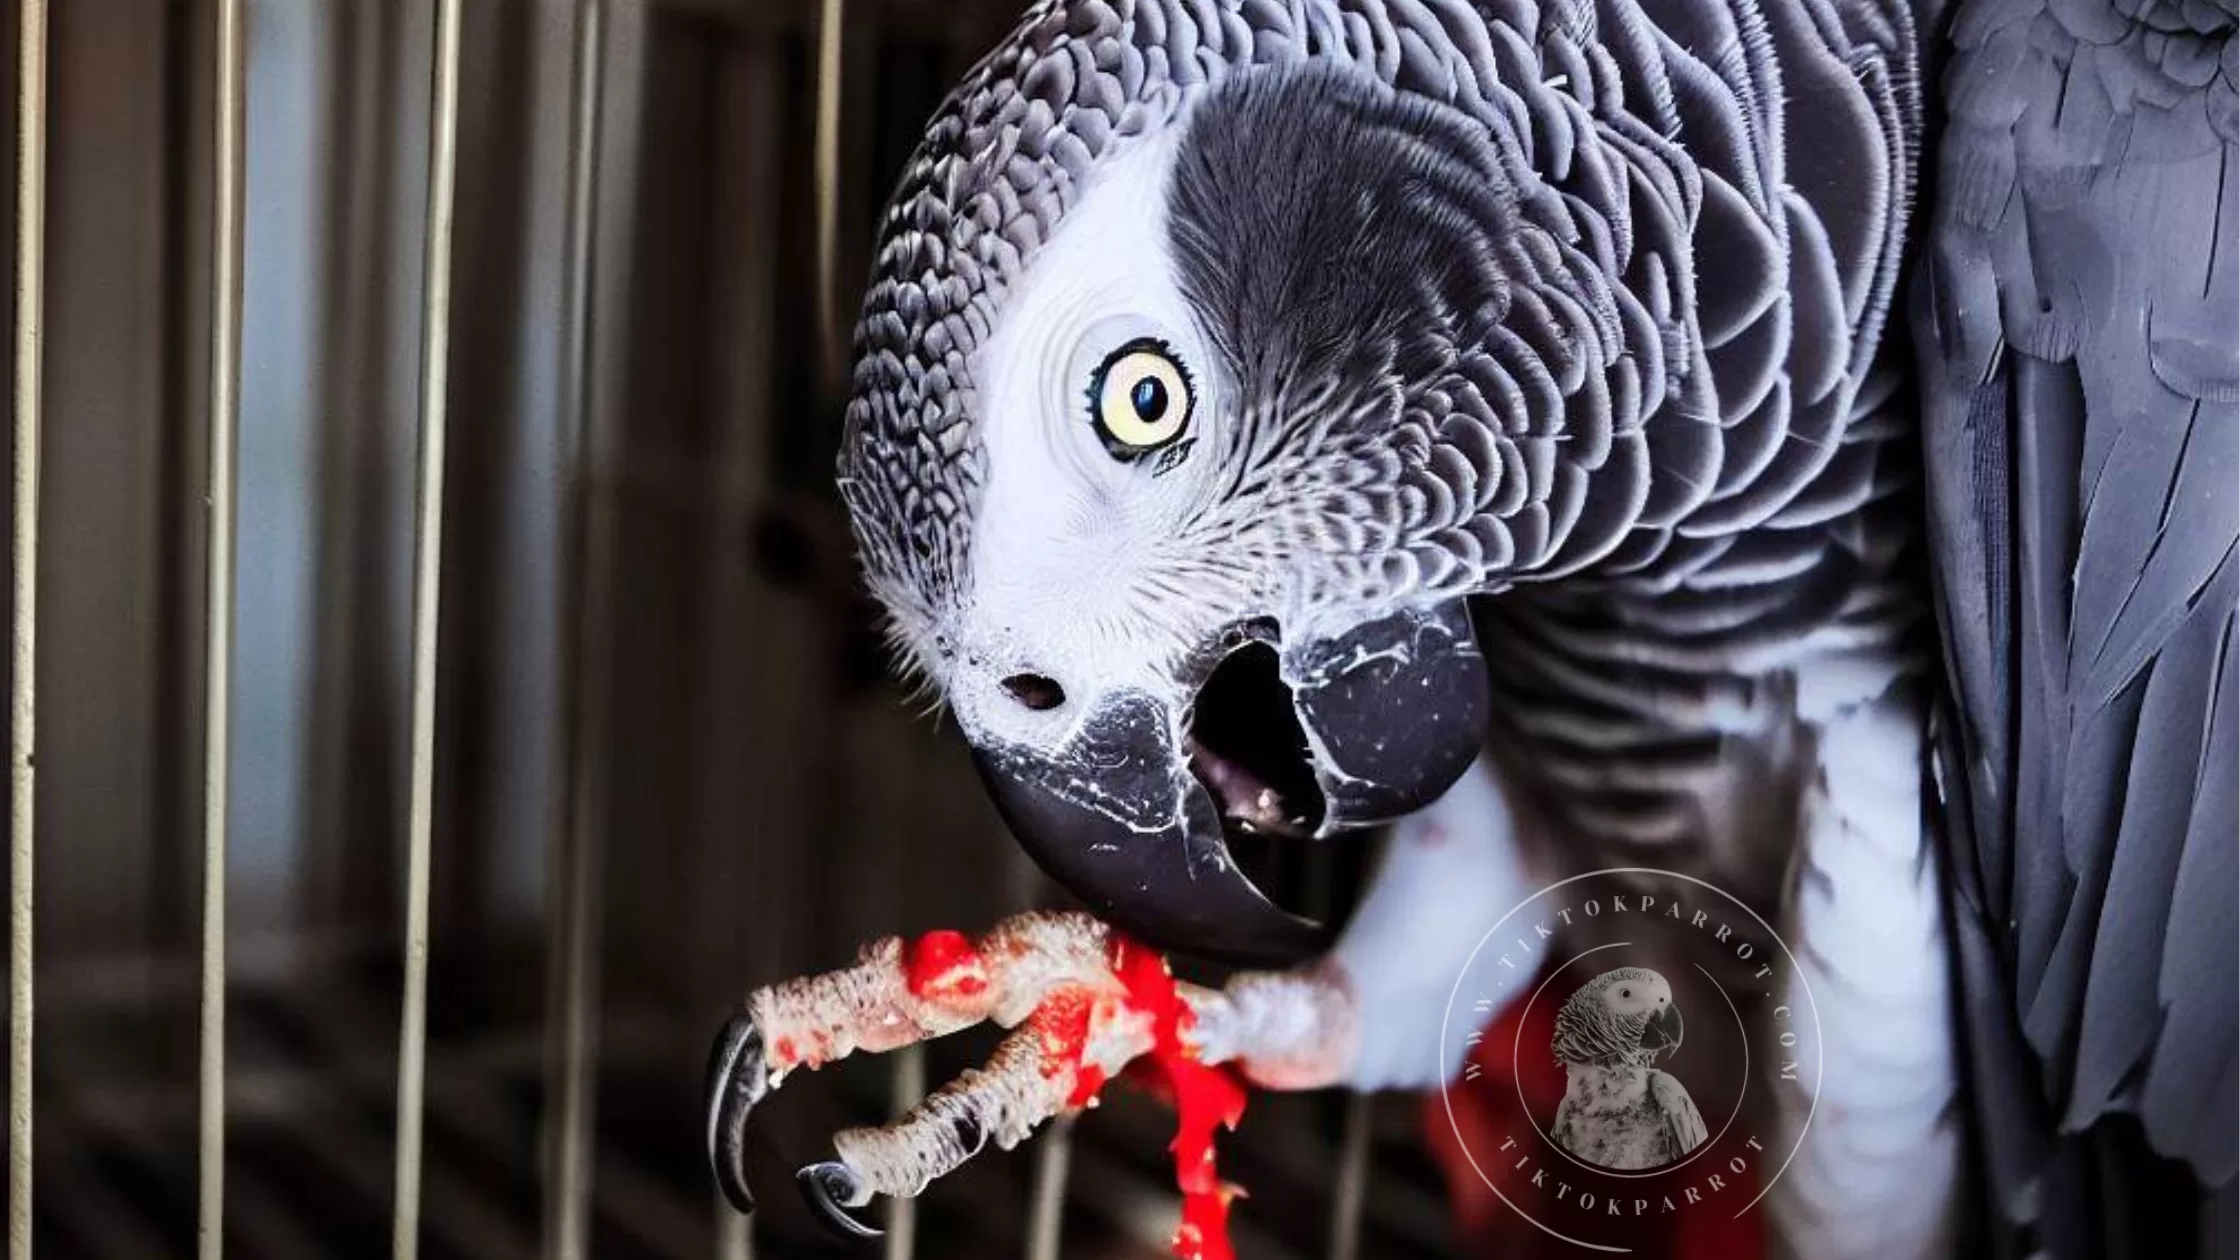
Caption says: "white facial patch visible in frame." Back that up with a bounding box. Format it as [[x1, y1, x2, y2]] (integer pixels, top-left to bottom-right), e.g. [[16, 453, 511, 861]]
[[947, 125, 1238, 742]]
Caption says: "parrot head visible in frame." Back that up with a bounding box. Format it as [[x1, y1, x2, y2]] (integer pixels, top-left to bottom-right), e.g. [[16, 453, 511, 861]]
[[1553, 967, 1685, 1066], [840, 8, 1660, 964]]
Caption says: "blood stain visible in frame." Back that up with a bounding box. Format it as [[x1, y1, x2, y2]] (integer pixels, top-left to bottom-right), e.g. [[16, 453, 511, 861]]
[[905, 928, 991, 1004]]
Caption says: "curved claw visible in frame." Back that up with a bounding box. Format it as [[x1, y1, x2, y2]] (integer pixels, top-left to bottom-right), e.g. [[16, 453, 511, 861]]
[[705, 1012, 769, 1215], [798, 1160, 884, 1240]]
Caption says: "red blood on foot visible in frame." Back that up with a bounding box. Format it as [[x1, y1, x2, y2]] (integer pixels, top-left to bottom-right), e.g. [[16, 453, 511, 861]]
[[1104, 936, 1249, 1260], [893, 928, 1252, 1260], [1030, 987, 1096, 1081], [904, 929, 990, 1005], [1068, 1062, 1110, 1108], [768, 1028, 838, 1071]]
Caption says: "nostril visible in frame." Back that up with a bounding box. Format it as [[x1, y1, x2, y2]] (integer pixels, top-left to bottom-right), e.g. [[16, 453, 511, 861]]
[[1000, 673, 1066, 712]]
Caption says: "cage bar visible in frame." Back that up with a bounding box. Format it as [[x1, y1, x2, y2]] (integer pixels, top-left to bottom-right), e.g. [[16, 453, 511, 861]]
[[7, 1, 45, 1255], [392, 2, 466, 1258], [714, 1200, 753, 1260], [1327, 1094, 1374, 1260], [538, 1, 609, 1258], [0, 9, 1430, 1258], [885, 1043, 924, 1260], [1026, 1111, 1076, 1260], [812, 0, 847, 394], [196, 0, 248, 1255]]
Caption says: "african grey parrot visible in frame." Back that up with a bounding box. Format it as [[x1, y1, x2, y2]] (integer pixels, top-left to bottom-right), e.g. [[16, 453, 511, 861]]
[[1548, 967, 1707, 1171], [707, 1, 2237, 1256]]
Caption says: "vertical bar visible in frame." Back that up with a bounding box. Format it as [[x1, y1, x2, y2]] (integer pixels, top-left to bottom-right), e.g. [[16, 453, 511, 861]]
[[393, 1, 464, 1258], [198, 0, 248, 1255], [821, 6, 903, 1254], [6, 0, 45, 1255], [809, 0, 845, 395], [1024, 1113, 1075, 1260], [538, 0, 605, 1258], [1327, 1094, 1374, 1260], [712, 1199, 751, 1260], [883, 1045, 923, 1260]]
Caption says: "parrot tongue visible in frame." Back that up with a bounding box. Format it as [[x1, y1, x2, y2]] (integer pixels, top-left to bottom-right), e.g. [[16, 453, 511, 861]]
[[1183, 641, 1327, 842]]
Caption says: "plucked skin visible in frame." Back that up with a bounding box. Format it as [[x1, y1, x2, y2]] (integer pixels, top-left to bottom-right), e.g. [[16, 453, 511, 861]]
[[1548, 967, 1708, 1171], [825, 1, 2237, 1257]]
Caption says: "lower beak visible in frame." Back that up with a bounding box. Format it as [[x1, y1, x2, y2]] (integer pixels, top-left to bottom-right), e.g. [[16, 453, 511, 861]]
[[971, 693, 1328, 966], [970, 599, 1488, 966]]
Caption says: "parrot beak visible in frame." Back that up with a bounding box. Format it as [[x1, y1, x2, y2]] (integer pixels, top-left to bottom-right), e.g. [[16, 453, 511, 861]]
[[971, 692, 1331, 966], [1280, 598, 1490, 834], [1644, 1002, 1684, 1053], [970, 598, 1488, 966]]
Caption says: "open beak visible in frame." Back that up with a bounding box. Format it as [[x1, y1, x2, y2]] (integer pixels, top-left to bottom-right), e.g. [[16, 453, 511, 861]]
[[1643, 1003, 1684, 1053], [971, 599, 1489, 966]]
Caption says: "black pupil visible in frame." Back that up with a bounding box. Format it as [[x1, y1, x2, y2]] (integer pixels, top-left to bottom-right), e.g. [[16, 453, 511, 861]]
[[1130, 375, 1167, 422]]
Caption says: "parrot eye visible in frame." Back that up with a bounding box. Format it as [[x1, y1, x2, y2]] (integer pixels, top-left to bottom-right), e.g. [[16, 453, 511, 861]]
[[1087, 339, 1194, 461], [1621, 989, 1632, 998]]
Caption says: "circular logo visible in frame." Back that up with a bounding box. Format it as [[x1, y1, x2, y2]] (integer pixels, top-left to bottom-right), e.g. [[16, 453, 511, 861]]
[[1437, 868, 1821, 1252]]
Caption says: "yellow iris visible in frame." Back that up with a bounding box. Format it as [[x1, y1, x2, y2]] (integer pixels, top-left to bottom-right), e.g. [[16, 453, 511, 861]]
[[1091, 342, 1193, 457]]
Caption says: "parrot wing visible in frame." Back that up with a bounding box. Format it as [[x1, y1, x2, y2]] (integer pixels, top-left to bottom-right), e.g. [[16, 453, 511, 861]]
[[1912, 0, 2238, 1252], [1649, 1069, 1709, 1158]]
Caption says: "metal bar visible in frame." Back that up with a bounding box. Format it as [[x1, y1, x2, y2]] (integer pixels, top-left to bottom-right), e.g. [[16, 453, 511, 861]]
[[698, 27, 784, 1255], [810, 0, 845, 394], [846, 6, 908, 1243], [1024, 1112, 1075, 1260], [538, 1, 607, 1258], [1327, 1093, 1374, 1260], [392, 1, 465, 1257], [7, 0, 45, 1253], [197, 0, 248, 1255], [713, 1199, 751, 1260], [883, 1045, 923, 1260]]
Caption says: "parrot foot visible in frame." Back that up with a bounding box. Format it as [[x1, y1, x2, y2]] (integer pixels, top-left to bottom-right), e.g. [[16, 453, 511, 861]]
[[706, 1011, 769, 1215], [701, 914, 1153, 1232], [1176, 961, 1360, 1090], [796, 1160, 883, 1239]]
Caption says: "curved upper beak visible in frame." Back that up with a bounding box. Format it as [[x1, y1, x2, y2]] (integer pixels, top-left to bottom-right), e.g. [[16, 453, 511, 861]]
[[969, 599, 1489, 966], [1644, 1003, 1684, 1052]]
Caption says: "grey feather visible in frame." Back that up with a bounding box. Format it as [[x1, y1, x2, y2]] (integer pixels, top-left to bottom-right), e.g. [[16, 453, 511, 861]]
[[1914, 0, 2238, 1254], [1652, 1068, 1711, 1154], [844, 2, 1919, 682]]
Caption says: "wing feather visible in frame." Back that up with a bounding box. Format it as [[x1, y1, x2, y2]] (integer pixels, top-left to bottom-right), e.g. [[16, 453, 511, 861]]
[[1915, 0, 2238, 1252], [1649, 1069, 1709, 1156]]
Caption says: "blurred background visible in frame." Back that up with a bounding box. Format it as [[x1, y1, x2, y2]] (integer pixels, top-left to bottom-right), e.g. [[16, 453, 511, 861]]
[[2, 1, 1460, 1257]]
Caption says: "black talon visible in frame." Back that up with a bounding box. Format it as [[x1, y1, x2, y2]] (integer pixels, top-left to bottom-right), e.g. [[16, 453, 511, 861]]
[[705, 1012, 768, 1215], [798, 1160, 884, 1240]]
